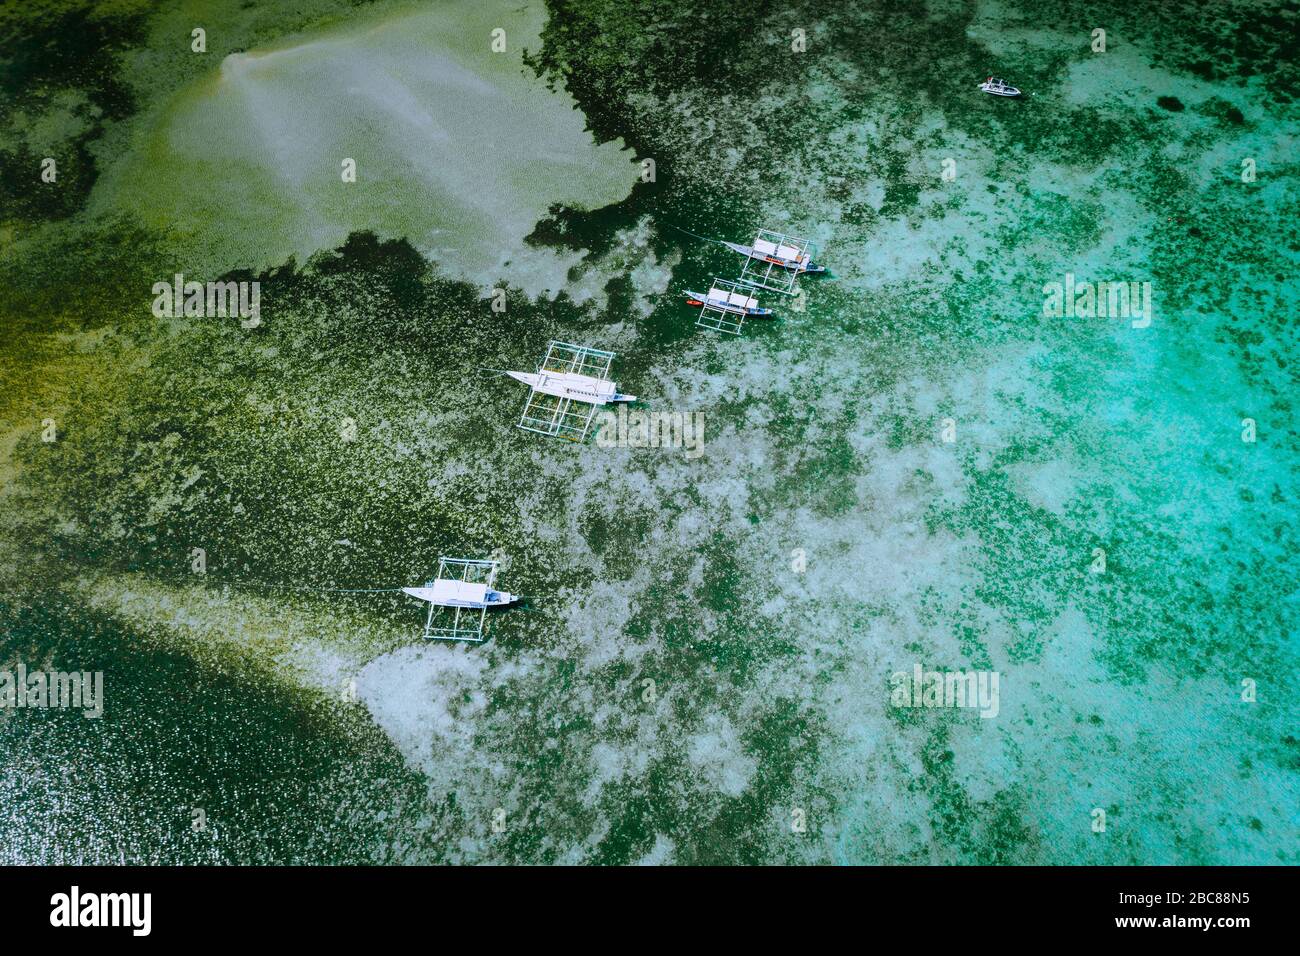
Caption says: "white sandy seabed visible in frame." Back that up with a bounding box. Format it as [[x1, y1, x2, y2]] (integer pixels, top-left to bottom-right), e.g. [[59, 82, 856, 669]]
[[91, 0, 639, 298]]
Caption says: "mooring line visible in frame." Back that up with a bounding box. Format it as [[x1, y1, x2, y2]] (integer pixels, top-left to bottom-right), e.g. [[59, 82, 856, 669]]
[[665, 222, 725, 246], [220, 582, 406, 594]]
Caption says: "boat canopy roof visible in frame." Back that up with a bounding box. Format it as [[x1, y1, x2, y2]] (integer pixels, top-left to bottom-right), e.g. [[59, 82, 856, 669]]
[[431, 579, 489, 605], [752, 238, 800, 261], [707, 284, 756, 309]]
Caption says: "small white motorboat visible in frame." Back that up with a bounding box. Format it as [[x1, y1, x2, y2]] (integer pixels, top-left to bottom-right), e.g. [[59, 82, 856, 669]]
[[978, 76, 1021, 97]]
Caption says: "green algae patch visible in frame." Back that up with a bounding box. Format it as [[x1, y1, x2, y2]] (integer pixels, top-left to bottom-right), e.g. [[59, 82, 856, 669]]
[[89, 0, 638, 294]]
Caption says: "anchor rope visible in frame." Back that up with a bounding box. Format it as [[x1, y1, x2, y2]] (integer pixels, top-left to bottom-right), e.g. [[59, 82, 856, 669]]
[[665, 223, 726, 246], [220, 582, 406, 593]]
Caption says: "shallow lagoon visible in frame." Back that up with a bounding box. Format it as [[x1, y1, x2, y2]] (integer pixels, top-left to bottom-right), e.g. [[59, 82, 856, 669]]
[[0, 0, 1296, 864]]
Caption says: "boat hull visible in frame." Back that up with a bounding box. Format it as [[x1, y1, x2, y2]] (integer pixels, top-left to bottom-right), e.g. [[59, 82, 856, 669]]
[[683, 293, 773, 317], [721, 241, 821, 273], [402, 586, 518, 608], [505, 369, 627, 405], [978, 80, 1021, 96]]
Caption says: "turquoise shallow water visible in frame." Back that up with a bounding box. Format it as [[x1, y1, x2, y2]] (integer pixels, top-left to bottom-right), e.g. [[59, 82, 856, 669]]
[[0, 0, 1296, 863]]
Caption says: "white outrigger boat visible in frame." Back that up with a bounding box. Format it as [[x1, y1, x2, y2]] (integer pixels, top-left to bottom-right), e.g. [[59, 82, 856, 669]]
[[685, 278, 773, 335], [403, 556, 517, 642], [722, 236, 824, 275], [978, 76, 1021, 97], [726, 228, 823, 296], [500, 341, 635, 442]]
